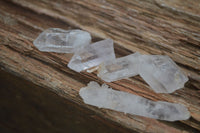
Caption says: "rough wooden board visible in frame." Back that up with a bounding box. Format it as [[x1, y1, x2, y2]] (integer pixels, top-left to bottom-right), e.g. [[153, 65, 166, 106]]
[[0, 0, 200, 132], [0, 69, 134, 133]]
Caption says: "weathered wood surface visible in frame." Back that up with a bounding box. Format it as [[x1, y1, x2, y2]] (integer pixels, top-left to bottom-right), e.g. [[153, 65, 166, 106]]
[[0, 69, 133, 133], [0, 0, 200, 132]]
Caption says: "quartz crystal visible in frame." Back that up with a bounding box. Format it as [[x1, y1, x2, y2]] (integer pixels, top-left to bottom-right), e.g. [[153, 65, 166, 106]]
[[33, 28, 91, 53], [98, 52, 140, 82], [68, 39, 115, 72], [139, 55, 188, 93], [79, 81, 190, 121]]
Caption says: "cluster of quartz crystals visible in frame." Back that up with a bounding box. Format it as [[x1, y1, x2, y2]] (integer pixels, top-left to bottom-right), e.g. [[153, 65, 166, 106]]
[[33, 28, 190, 121], [34, 28, 188, 93]]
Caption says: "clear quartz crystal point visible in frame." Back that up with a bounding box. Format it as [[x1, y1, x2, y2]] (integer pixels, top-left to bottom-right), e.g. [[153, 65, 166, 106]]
[[139, 55, 188, 93], [79, 81, 190, 121], [68, 39, 116, 72], [33, 28, 91, 53], [98, 52, 140, 82]]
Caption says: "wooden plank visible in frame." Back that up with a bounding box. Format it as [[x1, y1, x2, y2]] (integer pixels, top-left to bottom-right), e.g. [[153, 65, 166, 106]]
[[0, 0, 200, 132], [0, 69, 134, 133]]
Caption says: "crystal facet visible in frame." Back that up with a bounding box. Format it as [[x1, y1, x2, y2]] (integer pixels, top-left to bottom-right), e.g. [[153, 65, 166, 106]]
[[33, 28, 91, 53], [79, 81, 190, 121], [98, 52, 140, 82], [68, 39, 116, 72], [139, 55, 188, 93]]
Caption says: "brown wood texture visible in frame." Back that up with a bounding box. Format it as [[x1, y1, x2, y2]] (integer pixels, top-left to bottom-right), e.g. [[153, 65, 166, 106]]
[[0, 69, 133, 133], [0, 0, 200, 132]]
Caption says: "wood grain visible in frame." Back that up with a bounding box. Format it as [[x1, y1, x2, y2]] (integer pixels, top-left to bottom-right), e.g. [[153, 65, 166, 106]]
[[0, 0, 200, 132], [0, 69, 134, 133]]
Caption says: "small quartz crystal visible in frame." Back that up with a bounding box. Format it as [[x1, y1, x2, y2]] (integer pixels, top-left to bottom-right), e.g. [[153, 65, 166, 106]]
[[139, 55, 188, 93], [33, 28, 91, 53], [79, 81, 190, 121], [98, 52, 140, 82], [68, 39, 116, 72]]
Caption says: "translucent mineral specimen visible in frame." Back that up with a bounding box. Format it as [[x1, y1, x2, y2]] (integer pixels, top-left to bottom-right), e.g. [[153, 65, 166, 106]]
[[68, 39, 115, 72], [79, 81, 190, 121], [139, 55, 188, 93], [98, 52, 140, 82], [33, 28, 91, 53]]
